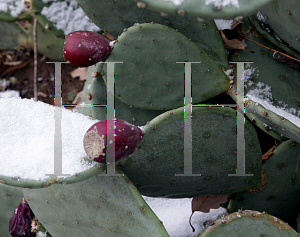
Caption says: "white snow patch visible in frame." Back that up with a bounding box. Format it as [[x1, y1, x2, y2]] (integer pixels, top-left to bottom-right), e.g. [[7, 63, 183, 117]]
[[0, 0, 24, 17], [244, 64, 300, 128], [160, 0, 185, 6], [142, 195, 226, 237], [256, 11, 267, 23], [40, 0, 100, 35], [0, 97, 99, 180], [36, 231, 47, 237], [205, 0, 239, 8], [214, 19, 234, 30], [0, 89, 20, 98]]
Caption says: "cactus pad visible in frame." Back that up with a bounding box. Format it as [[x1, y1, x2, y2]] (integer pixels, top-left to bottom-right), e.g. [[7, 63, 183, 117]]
[[103, 23, 230, 110], [198, 210, 298, 236], [118, 106, 262, 198], [228, 139, 300, 228], [23, 167, 169, 236]]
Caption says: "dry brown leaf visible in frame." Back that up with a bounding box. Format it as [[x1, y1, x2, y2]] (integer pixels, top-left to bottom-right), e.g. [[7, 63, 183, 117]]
[[37, 92, 48, 98], [262, 145, 276, 161], [70, 67, 88, 81], [189, 194, 230, 232], [231, 20, 240, 30], [220, 31, 245, 50]]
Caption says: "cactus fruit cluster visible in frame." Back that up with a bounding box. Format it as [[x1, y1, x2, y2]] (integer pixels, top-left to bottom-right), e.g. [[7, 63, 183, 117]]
[[1, 0, 300, 236]]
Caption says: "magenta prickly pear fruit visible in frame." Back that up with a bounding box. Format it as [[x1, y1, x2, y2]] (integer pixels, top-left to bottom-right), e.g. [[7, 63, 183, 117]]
[[9, 198, 36, 237], [64, 31, 112, 67], [83, 118, 143, 163]]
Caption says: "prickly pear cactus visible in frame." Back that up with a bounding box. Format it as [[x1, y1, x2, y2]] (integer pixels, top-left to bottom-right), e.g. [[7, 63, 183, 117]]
[[228, 140, 300, 229], [259, 0, 300, 53], [76, 0, 229, 68], [130, 0, 275, 19], [198, 210, 299, 236], [102, 23, 230, 110], [23, 167, 170, 237], [229, 22, 300, 143], [78, 63, 164, 125], [118, 106, 262, 198], [0, 184, 24, 237]]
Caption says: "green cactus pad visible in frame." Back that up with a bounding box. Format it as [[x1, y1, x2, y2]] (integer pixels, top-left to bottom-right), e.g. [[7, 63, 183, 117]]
[[0, 21, 29, 50], [228, 139, 300, 229], [131, 0, 275, 19], [198, 210, 298, 236], [78, 63, 164, 126], [23, 167, 169, 237], [0, 161, 105, 189], [250, 14, 300, 59], [245, 100, 300, 143], [118, 106, 262, 198], [229, 30, 300, 143], [26, 0, 68, 39], [76, 0, 228, 68], [259, 0, 300, 53], [0, 184, 24, 237], [227, 77, 288, 142], [103, 23, 230, 110], [26, 20, 65, 61], [0, 11, 31, 22]]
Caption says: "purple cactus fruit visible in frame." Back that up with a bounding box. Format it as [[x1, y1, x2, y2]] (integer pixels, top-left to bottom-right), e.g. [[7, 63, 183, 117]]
[[83, 118, 143, 163], [9, 198, 36, 237], [64, 31, 112, 67]]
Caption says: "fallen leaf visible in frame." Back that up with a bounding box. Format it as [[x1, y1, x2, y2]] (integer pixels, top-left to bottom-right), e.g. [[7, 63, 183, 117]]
[[262, 145, 276, 161], [70, 67, 88, 81], [220, 31, 245, 50], [37, 92, 48, 98], [189, 194, 230, 232]]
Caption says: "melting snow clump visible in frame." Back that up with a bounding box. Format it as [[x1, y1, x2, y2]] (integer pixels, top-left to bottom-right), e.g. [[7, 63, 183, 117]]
[[0, 97, 99, 180], [160, 0, 185, 6], [0, 0, 24, 17], [41, 0, 100, 35], [205, 0, 239, 8], [244, 64, 300, 128], [214, 19, 234, 30]]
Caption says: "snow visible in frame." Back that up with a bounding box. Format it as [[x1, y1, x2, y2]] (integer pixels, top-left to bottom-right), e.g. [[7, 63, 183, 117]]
[[143, 196, 226, 236], [0, 94, 227, 237], [160, 0, 185, 5], [244, 64, 300, 128], [256, 11, 267, 23], [214, 19, 234, 30], [0, 89, 20, 98], [0, 97, 99, 180], [0, 0, 24, 18], [205, 0, 239, 8], [40, 0, 100, 35]]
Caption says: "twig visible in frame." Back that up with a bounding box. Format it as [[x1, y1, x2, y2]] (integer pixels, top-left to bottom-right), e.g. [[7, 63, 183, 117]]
[[33, 17, 38, 101], [244, 37, 300, 63]]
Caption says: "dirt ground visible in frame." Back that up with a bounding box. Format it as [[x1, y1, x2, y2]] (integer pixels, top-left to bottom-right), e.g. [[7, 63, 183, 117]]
[[0, 49, 85, 109]]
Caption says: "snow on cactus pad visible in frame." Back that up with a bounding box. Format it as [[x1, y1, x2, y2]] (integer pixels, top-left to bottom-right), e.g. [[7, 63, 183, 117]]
[[118, 106, 262, 198], [23, 167, 169, 237], [102, 23, 230, 110], [229, 31, 300, 142], [0, 97, 105, 188], [130, 0, 275, 19]]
